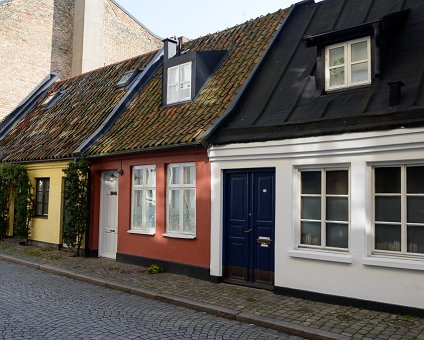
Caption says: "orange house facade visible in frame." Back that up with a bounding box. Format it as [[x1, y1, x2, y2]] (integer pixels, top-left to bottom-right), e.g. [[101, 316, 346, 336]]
[[88, 147, 211, 278]]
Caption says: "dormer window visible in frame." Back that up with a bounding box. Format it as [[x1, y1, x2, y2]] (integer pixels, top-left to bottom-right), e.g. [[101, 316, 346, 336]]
[[325, 37, 371, 91], [167, 62, 192, 104]]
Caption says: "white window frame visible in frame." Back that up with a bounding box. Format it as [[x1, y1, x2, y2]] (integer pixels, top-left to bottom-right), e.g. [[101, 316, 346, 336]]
[[372, 164, 424, 258], [130, 165, 156, 235], [325, 36, 371, 91], [298, 167, 350, 252], [166, 62, 192, 104], [165, 162, 196, 239]]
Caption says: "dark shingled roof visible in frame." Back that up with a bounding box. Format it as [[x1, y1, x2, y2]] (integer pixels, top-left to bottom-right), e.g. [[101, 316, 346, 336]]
[[86, 8, 290, 156], [210, 0, 424, 145], [0, 53, 156, 162], [0, 8, 290, 161]]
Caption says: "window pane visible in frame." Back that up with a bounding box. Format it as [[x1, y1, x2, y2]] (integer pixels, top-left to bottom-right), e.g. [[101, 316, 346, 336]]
[[36, 202, 43, 216], [180, 63, 191, 83], [375, 196, 401, 222], [351, 62, 368, 83], [43, 192, 49, 205], [43, 203, 49, 215], [375, 224, 401, 251], [301, 171, 321, 194], [168, 85, 179, 104], [330, 67, 345, 87], [145, 189, 156, 229], [168, 66, 178, 84], [133, 168, 144, 185], [326, 197, 348, 221], [183, 165, 195, 185], [38, 180, 43, 191], [301, 197, 321, 220], [44, 179, 50, 191], [180, 83, 191, 101], [182, 189, 196, 233], [375, 167, 401, 193], [329, 47, 344, 66], [407, 197, 424, 223], [169, 166, 181, 185], [407, 166, 424, 194], [146, 168, 156, 187], [301, 221, 321, 246], [168, 190, 180, 231], [326, 170, 348, 195], [326, 223, 348, 248], [407, 226, 424, 254], [132, 190, 143, 228], [351, 41, 368, 62]]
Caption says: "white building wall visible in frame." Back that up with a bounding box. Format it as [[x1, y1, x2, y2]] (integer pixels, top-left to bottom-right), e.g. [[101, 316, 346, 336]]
[[209, 127, 424, 309]]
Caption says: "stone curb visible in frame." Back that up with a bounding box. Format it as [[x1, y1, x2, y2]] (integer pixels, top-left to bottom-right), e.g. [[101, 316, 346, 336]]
[[0, 254, 346, 340]]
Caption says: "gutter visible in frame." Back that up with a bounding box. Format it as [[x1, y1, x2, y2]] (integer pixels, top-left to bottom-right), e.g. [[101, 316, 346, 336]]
[[0, 74, 59, 139], [199, 0, 314, 146], [74, 48, 164, 157]]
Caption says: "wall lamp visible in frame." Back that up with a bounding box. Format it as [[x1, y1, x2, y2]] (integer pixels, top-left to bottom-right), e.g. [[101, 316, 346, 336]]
[[109, 169, 123, 181]]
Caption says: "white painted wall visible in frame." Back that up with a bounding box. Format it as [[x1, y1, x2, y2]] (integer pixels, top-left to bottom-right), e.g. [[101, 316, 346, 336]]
[[209, 127, 424, 309]]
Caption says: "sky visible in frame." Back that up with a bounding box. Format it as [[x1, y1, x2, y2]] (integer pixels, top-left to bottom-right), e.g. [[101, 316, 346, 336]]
[[114, 0, 299, 40]]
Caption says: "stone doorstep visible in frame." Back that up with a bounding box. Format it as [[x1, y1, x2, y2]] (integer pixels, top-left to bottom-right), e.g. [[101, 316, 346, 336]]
[[0, 253, 347, 340]]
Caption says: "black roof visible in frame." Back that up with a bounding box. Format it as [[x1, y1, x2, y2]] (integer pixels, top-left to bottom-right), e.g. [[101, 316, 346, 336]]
[[210, 0, 424, 145]]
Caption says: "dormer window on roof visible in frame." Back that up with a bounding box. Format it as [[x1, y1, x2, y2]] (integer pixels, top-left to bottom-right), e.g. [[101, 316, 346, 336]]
[[325, 37, 371, 91], [162, 37, 227, 106], [167, 62, 192, 104]]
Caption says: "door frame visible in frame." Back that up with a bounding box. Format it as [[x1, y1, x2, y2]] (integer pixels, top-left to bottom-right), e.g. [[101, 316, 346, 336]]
[[222, 168, 275, 289], [99, 171, 119, 259]]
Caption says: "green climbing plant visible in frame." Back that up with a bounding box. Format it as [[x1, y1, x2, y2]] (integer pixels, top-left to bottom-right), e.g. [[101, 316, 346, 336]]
[[0, 164, 33, 242], [63, 159, 89, 256]]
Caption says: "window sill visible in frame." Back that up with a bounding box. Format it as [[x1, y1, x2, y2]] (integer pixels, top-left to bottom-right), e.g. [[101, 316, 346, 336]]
[[362, 255, 424, 271], [289, 249, 352, 264], [162, 233, 196, 240], [33, 216, 48, 219], [127, 230, 155, 236]]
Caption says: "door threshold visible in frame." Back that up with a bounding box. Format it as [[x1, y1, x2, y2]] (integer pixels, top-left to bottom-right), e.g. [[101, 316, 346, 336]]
[[223, 278, 274, 291]]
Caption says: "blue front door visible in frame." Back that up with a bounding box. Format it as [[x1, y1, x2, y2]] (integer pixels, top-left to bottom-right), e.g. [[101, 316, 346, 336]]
[[223, 169, 275, 288]]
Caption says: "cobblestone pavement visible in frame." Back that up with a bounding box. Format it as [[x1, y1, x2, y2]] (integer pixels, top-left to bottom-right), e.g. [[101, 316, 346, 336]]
[[0, 260, 302, 340], [1, 239, 424, 339]]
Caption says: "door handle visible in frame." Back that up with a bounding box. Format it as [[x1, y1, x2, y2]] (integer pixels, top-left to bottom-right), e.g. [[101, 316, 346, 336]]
[[244, 229, 252, 233], [110, 229, 116, 233]]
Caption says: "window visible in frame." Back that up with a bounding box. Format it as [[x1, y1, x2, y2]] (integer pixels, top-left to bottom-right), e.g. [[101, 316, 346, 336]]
[[116, 69, 136, 88], [35, 178, 50, 217], [167, 62, 192, 104], [166, 163, 196, 237], [325, 37, 371, 91], [131, 165, 156, 233], [373, 165, 424, 255], [299, 169, 349, 250]]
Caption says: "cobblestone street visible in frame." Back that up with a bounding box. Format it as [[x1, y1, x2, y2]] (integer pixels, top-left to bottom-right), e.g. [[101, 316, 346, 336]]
[[0, 260, 302, 339]]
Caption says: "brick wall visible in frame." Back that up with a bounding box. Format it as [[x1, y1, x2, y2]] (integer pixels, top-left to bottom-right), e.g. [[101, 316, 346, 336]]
[[103, 0, 162, 66], [0, 0, 161, 121], [0, 0, 56, 121]]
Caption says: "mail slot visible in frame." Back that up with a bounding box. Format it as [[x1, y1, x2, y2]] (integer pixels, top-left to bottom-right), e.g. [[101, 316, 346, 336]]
[[257, 236, 272, 247]]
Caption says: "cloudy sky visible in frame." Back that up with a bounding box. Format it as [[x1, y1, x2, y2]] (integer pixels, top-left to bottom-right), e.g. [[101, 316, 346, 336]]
[[114, 0, 300, 39]]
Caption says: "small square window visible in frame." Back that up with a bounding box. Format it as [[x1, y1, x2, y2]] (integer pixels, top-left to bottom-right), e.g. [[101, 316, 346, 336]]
[[167, 62, 192, 104], [116, 70, 136, 88], [325, 37, 371, 91]]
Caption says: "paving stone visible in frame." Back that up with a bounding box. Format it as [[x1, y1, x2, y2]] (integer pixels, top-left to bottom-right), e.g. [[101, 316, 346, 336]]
[[1, 239, 424, 339]]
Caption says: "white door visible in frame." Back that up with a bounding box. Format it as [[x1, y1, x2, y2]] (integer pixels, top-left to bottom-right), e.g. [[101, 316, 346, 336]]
[[99, 172, 118, 259]]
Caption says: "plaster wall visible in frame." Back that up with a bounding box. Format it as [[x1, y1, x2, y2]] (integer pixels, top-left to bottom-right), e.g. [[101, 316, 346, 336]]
[[25, 161, 69, 246], [209, 127, 424, 309], [89, 148, 211, 269]]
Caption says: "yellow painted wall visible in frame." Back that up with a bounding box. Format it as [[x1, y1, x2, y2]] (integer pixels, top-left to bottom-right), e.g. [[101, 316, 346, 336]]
[[25, 161, 69, 245]]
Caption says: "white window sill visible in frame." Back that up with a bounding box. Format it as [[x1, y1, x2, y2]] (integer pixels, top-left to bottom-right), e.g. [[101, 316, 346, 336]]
[[362, 255, 424, 271], [162, 233, 196, 240], [127, 230, 155, 236], [289, 249, 353, 264]]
